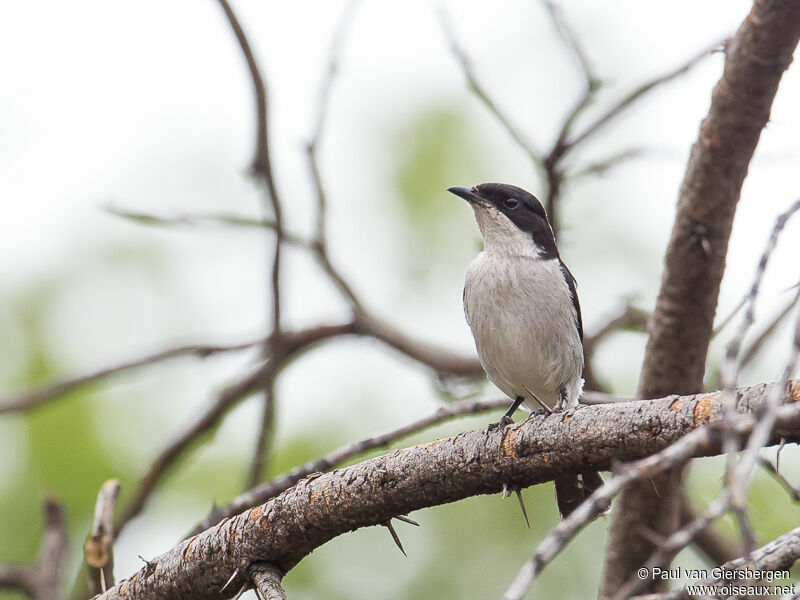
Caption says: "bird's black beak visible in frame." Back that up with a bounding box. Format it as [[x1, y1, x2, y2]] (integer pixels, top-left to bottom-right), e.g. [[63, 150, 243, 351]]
[[448, 186, 486, 206]]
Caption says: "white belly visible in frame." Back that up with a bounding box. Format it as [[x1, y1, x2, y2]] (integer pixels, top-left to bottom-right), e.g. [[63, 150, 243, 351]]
[[464, 253, 583, 410]]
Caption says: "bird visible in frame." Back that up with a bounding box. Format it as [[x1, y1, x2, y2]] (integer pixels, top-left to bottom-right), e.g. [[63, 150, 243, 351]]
[[448, 182, 603, 518]]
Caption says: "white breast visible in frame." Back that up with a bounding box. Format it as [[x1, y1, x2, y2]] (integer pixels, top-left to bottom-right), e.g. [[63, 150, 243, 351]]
[[464, 252, 583, 410]]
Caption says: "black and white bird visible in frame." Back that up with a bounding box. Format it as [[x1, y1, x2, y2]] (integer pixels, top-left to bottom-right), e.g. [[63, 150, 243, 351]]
[[449, 182, 602, 518]]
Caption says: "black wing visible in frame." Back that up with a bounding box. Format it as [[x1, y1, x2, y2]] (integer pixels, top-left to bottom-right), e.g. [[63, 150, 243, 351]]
[[558, 259, 583, 342], [462, 286, 470, 326]]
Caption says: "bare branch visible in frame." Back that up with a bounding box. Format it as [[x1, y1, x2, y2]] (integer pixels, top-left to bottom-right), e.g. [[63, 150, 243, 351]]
[[105, 206, 307, 247], [0, 339, 261, 415], [245, 379, 277, 489], [0, 498, 68, 600], [740, 288, 800, 370], [248, 563, 286, 600], [215, 0, 284, 335], [680, 496, 742, 566], [305, 0, 365, 313], [95, 379, 800, 600], [570, 148, 648, 180], [568, 41, 723, 149], [583, 300, 649, 391], [759, 456, 800, 501], [307, 0, 360, 248], [602, 1, 800, 592], [438, 9, 545, 169], [85, 479, 121, 596], [354, 313, 482, 378], [540, 0, 597, 88], [584, 301, 649, 359], [187, 396, 508, 536], [618, 306, 800, 599], [113, 323, 358, 539], [633, 526, 800, 600], [721, 198, 800, 389]]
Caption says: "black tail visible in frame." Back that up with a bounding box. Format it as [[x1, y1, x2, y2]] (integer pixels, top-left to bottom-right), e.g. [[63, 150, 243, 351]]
[[554, 471, 604, 518]]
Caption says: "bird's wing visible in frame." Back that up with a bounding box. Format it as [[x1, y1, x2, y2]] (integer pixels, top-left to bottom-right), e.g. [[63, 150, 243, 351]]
[[558, 259, 583, 342], [462, 286, 470, 326]]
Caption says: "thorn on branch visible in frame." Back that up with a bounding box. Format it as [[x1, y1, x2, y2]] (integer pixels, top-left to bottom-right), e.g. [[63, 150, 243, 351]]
[[384, 521, 407, 556]]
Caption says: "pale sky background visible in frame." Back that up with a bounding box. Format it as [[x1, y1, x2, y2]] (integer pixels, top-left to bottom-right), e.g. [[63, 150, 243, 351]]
[[1, 0, 799, 594]]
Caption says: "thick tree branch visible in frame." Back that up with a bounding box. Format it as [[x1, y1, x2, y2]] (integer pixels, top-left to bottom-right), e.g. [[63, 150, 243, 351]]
[[601, 1, 800, 594], [188, 396, 509, 536], [95, 380, 800, 600]]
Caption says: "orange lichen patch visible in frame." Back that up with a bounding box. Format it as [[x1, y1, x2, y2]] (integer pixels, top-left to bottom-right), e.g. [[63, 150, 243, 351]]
[[423, 438, 446, 451], [249, 505, 264, 521], [501, 429, 518, 458], [561, 412, 571, 423], [790, 380, 800, 402], [693, 396, 714, 425], [540, 452, 549, 464], [310, 485, 332, 508], [670, 398, 684, 412], [183, 536, 197, 561]]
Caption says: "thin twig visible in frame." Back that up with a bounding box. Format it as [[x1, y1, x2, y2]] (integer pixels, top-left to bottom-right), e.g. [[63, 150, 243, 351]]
[[740, 289, 800, 369], [720, 198, 800, 389], [567, 41, 724, 148], [0, 338, 262, 415], [215, 0, 284, 335], [84, 479, 121, 596], [437, 8, 545, 169], [569, 147, 648, 179], [105, 206, 307, 247], [113, 323, 358, 539], [114, 360, 273, 538], [307, 0, 360, 247], [305, 0, 365, 313], [245, 378, 277, 489], [759, 456, 800, 501], [634, 525, 800, 600], [248, 563, 287, 600], [187, 396, 509, 536]]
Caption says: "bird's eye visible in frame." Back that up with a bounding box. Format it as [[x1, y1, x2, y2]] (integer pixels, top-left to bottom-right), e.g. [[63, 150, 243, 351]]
[[504, 198, 519, 209]]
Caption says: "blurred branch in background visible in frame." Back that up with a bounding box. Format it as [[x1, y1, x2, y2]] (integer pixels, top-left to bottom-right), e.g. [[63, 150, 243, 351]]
[[215, 0, 285, 495], [631, 525, 800, 600], [84, 480, 121, 597], [0, 339, 263, 415], [439, 2, 723, 236], [0, 499, 67, 600]]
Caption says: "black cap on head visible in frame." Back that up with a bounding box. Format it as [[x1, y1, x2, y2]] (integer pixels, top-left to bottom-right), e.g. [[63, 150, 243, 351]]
[[448, 183, 558, 258]]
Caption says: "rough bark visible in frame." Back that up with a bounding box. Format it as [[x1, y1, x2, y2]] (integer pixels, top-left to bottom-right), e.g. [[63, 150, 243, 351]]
[[600, 1, 800, 596], [94, 380, 800, 600]]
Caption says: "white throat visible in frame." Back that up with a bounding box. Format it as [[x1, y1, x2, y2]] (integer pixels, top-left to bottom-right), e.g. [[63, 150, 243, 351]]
[[473, 205, 542, 259]]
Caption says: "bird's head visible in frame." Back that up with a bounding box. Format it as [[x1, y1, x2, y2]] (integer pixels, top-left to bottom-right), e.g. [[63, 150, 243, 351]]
[[448, 183, 558, 259]]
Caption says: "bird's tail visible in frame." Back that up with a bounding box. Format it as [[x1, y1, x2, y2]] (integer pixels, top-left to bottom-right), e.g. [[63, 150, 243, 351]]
[[554, 471, 604, 518]]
